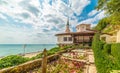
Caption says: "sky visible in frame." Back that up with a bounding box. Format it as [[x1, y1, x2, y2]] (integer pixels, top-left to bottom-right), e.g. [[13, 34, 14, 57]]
[[0, 0, 105, 44]]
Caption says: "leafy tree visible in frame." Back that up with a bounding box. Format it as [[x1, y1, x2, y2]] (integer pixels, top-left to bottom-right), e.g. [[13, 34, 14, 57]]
[[97, 0, 120, 25], [94, 17, 110, 32], [97, 0, 120, 14]]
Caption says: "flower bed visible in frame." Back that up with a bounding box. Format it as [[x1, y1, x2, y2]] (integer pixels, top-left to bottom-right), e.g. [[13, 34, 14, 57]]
[[62, 49, 86, 60], [32, 58, 85, 73], [31, 49, 86, 73]]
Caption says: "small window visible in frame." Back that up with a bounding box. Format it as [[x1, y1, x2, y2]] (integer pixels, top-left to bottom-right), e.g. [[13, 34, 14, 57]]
[[68, 37, 72, 41], [64, 37, 67, 41]]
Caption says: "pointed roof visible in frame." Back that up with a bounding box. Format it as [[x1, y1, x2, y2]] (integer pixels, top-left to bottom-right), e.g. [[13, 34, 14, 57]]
[[65, 18, 70, 33], [67, 18, 69, 26]]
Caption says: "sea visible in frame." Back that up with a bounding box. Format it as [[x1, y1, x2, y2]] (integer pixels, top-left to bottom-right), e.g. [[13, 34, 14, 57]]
[[0, 44, 57, 57]]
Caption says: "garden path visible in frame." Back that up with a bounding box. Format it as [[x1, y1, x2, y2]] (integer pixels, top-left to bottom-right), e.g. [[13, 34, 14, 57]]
[[86, 49, 97, 73]]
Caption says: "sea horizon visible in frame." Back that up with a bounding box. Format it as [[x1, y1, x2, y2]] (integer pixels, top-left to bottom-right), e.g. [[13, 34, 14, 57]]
[[0, 43, 56, 45], [0, 44, 57, 57]]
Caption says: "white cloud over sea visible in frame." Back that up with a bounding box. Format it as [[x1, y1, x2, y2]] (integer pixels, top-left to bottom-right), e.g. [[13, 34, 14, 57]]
[[0, 0, 105, 44]]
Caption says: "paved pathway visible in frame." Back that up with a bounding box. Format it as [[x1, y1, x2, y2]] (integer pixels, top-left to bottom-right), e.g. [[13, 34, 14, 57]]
[[88, 64, 97, 73], [84, 49, 97, 73]]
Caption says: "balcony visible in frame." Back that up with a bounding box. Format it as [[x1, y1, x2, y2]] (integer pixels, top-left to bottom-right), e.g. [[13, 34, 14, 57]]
[[74, 39, 91, 43]]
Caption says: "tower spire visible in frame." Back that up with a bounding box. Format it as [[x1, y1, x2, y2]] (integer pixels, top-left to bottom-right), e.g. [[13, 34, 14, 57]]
[[65, 18, 70, 33], [67, 18, 69, 26]]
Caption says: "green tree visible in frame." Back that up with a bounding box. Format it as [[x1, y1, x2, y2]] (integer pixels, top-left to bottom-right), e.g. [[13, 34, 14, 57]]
[[94, 17, 110, 32], [97, 0, 120, 25]]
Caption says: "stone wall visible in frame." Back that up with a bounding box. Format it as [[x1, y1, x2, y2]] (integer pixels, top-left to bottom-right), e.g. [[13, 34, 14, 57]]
[[100, 34, 111, 43], [57, 35, 73, 44], [117, 30, 120, 43], [0, 54, 59, 73]]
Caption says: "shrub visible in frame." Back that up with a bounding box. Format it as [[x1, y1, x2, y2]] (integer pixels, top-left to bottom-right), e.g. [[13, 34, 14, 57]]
[[111, 43, 120, 69], [31, 53, 43, 60], [99, 41, 105, 50], [0, 46, 72, 70], [0, 55, 29, 69], [47, 47, 61, 55], [62, 45, 72, 49], [0, 54, 60, 73], [103, 44, 111, 54], [92, 33, 113, 73], [111, 43, 120, 58], [31, 47, 61, 60]]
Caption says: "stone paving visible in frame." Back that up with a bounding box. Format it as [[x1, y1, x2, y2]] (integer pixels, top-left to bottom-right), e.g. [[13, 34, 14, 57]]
[[86, 49, 97, 73], [88, 64, 97, 73]]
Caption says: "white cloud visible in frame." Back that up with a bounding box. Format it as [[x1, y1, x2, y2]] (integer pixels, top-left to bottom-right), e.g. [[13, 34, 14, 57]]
[[0, 13, 7, 20], [0, 24, 57, 44], [0, 0, 91, 29], [0, 25, 31, 44], [88, 10, 99, 16], [79, 11, 106, 25], [70, 0, 91, 15], [0, 0, 97, 44], [95, 11, 106, 19]]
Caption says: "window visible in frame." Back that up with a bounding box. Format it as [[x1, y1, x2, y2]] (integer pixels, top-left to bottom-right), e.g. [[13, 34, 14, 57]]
[[68, 37, 72, 41], [64, 37, 67, 41]]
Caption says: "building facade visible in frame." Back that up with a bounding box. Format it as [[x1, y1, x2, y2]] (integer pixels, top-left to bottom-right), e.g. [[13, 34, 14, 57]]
[[117, 30, 120, 43], [55, 20, 96, 47], [100, 30, 120, 43]]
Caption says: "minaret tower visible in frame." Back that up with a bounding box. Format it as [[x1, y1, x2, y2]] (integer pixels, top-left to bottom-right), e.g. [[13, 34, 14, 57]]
[[65, 19, 70, 33]]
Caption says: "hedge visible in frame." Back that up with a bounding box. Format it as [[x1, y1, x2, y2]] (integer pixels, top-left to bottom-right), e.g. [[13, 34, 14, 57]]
[[103, 44, 111, 54], [111, 43, 120, 69], [92, 33, 120, 73], [92, 33, 114, 73]]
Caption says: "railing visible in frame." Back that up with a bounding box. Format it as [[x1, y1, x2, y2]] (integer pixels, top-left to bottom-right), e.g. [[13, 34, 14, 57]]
[[74, 40, 91, 43], [0, 48, 74, 73], [0, 49, 59, 73]]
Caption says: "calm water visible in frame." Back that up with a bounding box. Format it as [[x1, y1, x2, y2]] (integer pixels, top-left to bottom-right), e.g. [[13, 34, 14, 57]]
[[0, 44, 57, 57]]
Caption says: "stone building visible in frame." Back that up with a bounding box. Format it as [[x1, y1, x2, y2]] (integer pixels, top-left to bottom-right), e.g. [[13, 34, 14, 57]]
[[100, 30, 120, 43], [55, 20, 96, 47], [117, 30, 120, 43]]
